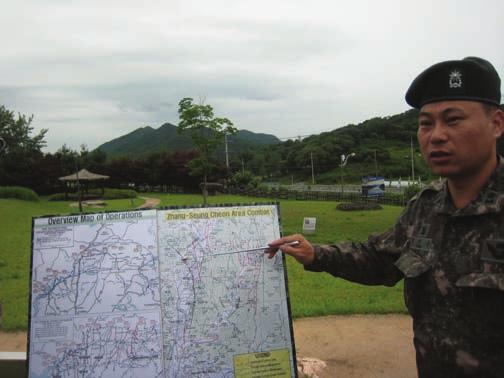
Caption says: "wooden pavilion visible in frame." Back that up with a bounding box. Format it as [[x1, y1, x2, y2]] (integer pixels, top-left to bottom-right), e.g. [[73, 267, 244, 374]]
[[59, 169, 110, 209]]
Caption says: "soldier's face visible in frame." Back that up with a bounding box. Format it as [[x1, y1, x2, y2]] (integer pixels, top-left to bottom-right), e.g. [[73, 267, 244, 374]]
[[417, 101, 503, 179]]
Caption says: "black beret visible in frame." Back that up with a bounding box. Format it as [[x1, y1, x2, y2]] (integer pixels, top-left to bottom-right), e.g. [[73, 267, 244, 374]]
[[405, 57, 501, 109]]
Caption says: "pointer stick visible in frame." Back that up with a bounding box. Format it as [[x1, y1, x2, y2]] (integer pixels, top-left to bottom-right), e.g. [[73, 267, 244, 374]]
[[213, 240, 300, 256], [181, 240, 300, 260]]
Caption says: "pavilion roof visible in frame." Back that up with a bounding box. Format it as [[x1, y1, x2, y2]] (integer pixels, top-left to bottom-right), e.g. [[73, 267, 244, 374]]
[[58, 169, 109, 181]]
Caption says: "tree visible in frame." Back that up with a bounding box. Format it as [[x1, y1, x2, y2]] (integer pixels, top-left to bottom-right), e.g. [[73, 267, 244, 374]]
[[177, 97, 237, 204], [86, 148, 107, 172], [0, 105, 47, 154], [158, 150, 199, 190], [0, 105, 47, 188]]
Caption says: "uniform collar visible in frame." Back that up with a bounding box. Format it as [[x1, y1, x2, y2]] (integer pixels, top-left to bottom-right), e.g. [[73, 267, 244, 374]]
[[433, 156, 504, 216]]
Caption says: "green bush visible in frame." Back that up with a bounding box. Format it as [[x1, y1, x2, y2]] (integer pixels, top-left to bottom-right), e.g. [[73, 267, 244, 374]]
[[102, 188, 137, 199], [47, 193, 67, 201], [257, 185, 272, 195], [229, 171, 261, 189], [48, 188, 137, 201], [0, 186, 39, 201]]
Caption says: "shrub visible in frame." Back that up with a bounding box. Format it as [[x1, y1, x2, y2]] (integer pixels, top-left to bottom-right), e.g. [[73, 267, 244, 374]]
[[102, 188, 137, 199], [257, 185, 272, 196], [0, 186, 39, 201], [229, 171, 261, 189], [47, 193, 67, 201]]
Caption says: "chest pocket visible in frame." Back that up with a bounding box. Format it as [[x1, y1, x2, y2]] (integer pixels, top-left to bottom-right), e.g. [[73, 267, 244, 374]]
[[395, 220, 436, 278], [456, 238, 504, 290]]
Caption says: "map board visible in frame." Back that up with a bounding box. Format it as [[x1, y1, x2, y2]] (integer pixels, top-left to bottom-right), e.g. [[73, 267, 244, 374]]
[[28, 204, 297, 377]]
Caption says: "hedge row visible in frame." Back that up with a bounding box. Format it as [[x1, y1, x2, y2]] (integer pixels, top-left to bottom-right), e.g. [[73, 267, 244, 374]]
[[0, 186, 39, 201], [48, 188, 138, 201]]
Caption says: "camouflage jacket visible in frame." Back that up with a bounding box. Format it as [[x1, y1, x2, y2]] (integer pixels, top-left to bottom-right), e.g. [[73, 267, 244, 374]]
[[305, 158, 504, 377]]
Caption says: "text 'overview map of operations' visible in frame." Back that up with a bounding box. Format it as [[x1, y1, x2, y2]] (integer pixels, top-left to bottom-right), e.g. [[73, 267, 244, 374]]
[[29, 205, 296, 378]]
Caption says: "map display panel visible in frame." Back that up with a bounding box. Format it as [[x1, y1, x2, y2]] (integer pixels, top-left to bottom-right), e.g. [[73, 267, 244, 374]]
[[157, 205, 295, 377], [29, 205, 296, 377], [29, 210, 163, 378]]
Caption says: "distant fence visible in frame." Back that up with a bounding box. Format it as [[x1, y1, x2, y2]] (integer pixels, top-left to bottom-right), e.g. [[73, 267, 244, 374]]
[[282, 183, 418, 194], [131, 184, 408, 206], [227, 187, 407, 206]]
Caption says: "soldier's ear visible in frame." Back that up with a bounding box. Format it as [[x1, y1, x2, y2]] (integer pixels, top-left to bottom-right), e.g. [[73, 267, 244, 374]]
[[491, 108, 504, 139]]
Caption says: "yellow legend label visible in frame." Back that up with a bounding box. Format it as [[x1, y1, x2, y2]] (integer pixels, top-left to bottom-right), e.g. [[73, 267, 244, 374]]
[[234, 348, 292, 378]]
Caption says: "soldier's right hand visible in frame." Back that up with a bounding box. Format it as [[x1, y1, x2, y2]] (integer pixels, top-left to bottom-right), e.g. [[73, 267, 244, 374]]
[[266, 234, 315, 265]]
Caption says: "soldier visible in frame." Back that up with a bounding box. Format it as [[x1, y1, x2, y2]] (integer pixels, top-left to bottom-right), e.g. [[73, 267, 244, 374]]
[[267, 57, 504, 377]]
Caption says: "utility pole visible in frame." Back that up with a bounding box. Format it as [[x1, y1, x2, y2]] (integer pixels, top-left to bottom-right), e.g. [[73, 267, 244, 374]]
[[241, 158, 245, 175], [224, 134, 229, 170], [75, 158, 83, 213], [310, 152, 315, 185], [374, 150, 378, 177], [340, 163, 344, 194]]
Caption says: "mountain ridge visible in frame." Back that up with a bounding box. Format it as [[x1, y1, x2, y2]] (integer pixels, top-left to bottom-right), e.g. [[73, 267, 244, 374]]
[[96, 123, 280, 159]]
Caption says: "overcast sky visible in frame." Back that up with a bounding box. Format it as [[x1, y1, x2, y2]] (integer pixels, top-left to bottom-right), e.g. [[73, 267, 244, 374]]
[[1, 0, 503, 152]]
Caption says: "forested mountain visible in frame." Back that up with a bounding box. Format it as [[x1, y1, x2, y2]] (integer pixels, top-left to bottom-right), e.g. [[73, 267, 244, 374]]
[[239, 109, 429, 183], [93, 107, 504, 184], [96, 123, 280, 159], [94, 110, 430, 183]]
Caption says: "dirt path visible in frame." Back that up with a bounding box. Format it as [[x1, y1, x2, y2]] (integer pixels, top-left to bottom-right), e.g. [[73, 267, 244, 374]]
[[136, 196, 161, 209], [0, 331, 25, 352], [0, 314, 416, 377], [294, 314, 415, 377]]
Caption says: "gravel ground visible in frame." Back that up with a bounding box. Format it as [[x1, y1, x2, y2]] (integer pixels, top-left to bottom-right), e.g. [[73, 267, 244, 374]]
[[1, 314, 416, 377]]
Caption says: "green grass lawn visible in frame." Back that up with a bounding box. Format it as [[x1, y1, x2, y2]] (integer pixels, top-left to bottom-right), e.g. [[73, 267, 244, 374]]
[[0, 193, 406, 331]]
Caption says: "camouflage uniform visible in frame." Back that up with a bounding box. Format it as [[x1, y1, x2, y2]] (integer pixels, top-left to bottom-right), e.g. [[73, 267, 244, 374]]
[[305, 158, 504, 377]]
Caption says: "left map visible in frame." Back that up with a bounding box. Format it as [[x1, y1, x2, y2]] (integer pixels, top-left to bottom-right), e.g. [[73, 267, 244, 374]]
[[29, 210, 164, 378]]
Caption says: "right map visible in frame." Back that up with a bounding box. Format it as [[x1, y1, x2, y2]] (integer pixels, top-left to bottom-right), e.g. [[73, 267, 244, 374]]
[[157, 205, 296, 377]]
